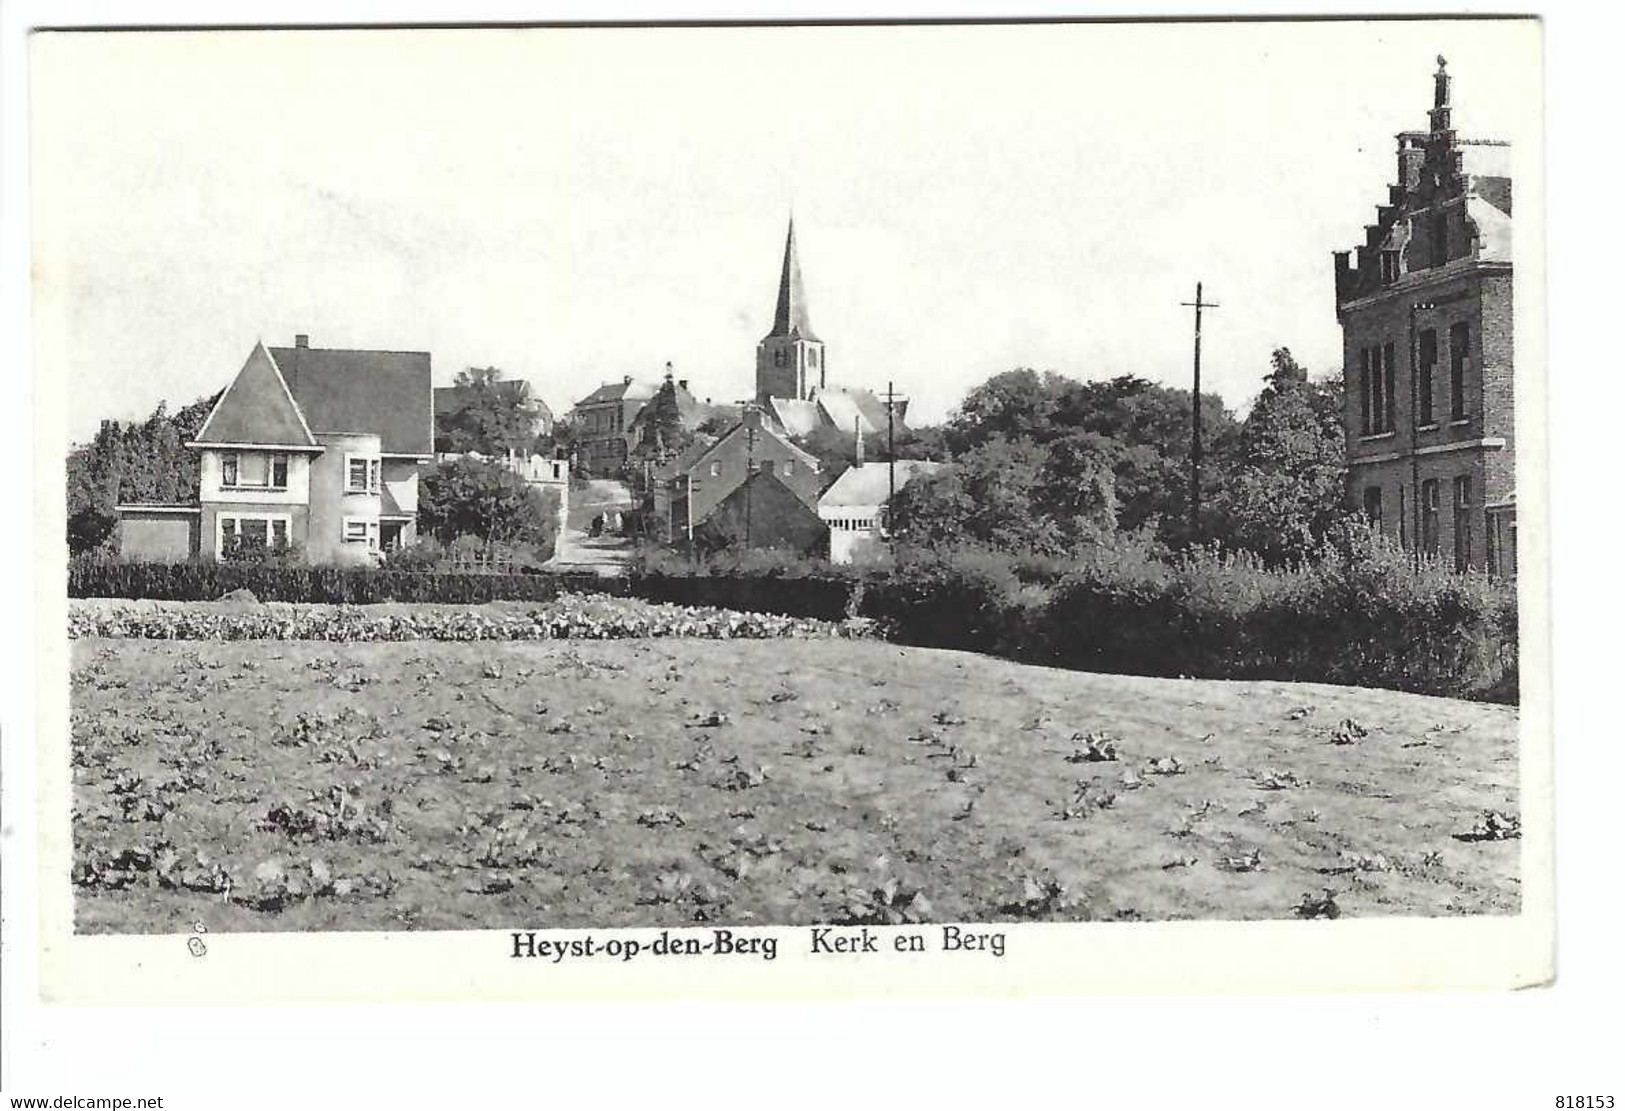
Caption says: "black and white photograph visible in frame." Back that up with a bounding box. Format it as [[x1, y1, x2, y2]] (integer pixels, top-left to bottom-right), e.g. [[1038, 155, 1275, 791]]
[[26, 15, 1551, 1000]]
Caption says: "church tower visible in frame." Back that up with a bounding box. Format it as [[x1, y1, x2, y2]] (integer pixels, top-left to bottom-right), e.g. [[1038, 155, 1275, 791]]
[[755, 218, 826, 404]]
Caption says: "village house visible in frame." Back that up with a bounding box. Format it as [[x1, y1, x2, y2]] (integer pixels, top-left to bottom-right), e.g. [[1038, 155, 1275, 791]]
[[115, 334, 433, 563], [570, 370, 733, 477], [652, 406, 825, 548], [817, 460, 945, 564], [1333, 57, 1516, 576]]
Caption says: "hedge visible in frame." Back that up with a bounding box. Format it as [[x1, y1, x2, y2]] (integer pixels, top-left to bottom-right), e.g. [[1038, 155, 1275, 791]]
[[69, 539, 1519, 702], [67, 557, 856, 620]]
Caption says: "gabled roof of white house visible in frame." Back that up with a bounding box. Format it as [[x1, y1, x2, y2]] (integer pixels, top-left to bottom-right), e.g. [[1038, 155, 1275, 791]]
[[193, 341, 319, 448], [817, 461, 945, 509]]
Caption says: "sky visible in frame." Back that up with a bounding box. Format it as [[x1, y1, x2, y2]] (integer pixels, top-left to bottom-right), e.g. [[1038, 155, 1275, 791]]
[[31, 20, 1540, 444]]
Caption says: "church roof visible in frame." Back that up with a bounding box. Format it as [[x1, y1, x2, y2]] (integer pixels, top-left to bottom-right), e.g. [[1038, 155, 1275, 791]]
[[769, 398, 823, 438], [764, 218, 819, 343]]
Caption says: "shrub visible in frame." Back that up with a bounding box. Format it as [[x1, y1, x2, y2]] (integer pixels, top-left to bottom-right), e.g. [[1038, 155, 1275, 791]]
[[861, 546, 1031, 655]]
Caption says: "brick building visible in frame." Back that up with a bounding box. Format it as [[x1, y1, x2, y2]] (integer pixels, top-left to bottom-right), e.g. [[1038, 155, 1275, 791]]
[[651, 405, 824, 546], [1333, 57, 1516, 576]]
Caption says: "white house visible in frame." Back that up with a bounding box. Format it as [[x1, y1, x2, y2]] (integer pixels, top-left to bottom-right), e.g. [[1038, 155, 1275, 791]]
[[816, 460, 945, 564]]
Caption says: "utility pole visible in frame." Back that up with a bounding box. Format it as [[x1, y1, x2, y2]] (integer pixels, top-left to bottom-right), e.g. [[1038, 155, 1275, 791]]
[[1181, 282, 1219, 540], [744, 420, 758, 549], [883, 381, 903, 542]]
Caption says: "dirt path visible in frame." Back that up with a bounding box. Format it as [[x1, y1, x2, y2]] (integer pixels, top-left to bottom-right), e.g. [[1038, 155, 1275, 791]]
[[549, 478, 635, 575], [72, 637, 1520, 933]]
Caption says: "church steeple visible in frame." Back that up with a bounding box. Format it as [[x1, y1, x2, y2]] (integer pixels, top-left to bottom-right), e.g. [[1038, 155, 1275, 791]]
[[769, 218, 819, 342], [755, 215, 827, 405]]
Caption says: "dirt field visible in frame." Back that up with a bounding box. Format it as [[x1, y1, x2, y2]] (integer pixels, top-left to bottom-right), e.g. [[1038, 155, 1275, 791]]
[[71, 636, 1520, 933]]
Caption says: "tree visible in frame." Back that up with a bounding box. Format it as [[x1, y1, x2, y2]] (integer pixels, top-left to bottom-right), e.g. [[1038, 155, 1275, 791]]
[[1206, 348, 1347, 565], [418, 457, 560, 559], [890, 435, 1109, 556], [944, 368, 1067, 453], [66, 390, 219, 539], [437, 367, 543, 456], [634, 375, 693, 460], [67, 505, 117, 555]]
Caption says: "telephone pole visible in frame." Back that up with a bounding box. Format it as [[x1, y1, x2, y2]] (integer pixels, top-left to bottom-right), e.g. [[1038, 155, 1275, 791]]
[[743, 419, 758, 549], [1181, 282, 1219, 539]]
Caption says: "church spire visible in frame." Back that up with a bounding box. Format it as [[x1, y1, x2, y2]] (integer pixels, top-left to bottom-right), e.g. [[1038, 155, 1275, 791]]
[[769, 217, 819, 342]]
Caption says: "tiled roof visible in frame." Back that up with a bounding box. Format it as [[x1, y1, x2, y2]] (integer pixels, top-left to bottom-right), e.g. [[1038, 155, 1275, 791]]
[[576, 379, 658, 406], [769, 398, 823, 438], [817, 461, 945, 509], [194, 342, 318, 448], [269, 344, 433, 455]]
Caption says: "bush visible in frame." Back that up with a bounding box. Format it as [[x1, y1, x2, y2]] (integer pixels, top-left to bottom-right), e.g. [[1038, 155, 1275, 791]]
[[860, 546, 1031, 655]]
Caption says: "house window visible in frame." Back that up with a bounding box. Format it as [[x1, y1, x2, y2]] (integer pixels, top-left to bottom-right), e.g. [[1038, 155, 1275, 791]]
[[345, 455, 381, 494], [1418, 329, 1437, 426], [1431, 211, 1448, 268], [221, 454, 239, 486], [1362, 486, 1382, 528], [1449, 322, 1469, 421], [217, 513, 292, 557], [1421, 479, 1440, 556], [782, 459, 794, 476], [1381, 342, 1396, 433], [342, 517, 376, 547], [1380, 249, 1400, 285], [1453, 476, 1473, 572], [710, 460, 721, 478], [1358, 349, 1371, 435]]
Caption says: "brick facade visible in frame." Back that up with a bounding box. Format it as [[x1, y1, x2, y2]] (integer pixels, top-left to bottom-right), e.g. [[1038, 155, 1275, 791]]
[[1333, 59, 1516, 576]]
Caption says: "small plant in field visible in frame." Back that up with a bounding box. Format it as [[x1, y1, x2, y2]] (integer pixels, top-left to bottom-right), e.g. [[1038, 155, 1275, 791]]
[[996, 873, 1072, 918], [1237, 799, 1267, 818], [1160, 855, 1200, 870], [1066, 732, 1119, 763], [1287, 705, 1316, 721], [637, 807, 686, 829], [1255, 768, 1306, 790], [1058, 778, 1116, 821], [1329, 718, 1369, 746], [718, 763, 770, 791], [1118, 769, 1149, 791], [1218, 849, 1264, 873], [830, 876, 935, 926], [1457, 809, 1521, 842], [1294, 889, 1341, 919], [1341, 851, 1394, 873], [1419, 850, 1445, 868], [932, 709, 966, 726], [1145, 756, 1186, 777], [689, 710, 731, 728]]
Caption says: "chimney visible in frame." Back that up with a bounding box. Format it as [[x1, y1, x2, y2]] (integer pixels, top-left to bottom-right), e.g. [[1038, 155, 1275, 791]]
[[294, 334, 309, 349], [623, 375, 633, 385], [854, 417, 865, 465], [678, 379, 689, 391]]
